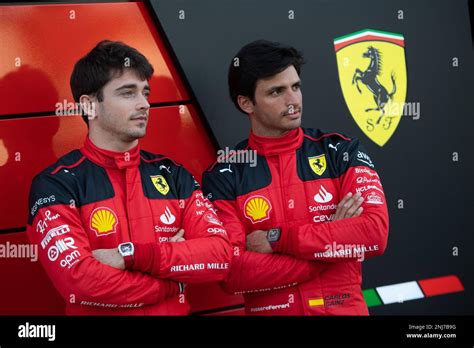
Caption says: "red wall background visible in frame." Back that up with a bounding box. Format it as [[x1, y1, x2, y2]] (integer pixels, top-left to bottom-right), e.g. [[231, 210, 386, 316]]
[[0, 2, 243, 315]]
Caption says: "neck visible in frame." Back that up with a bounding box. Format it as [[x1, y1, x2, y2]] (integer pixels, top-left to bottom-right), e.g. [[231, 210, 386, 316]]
[[88, 128, 138, 152], [249, 127, 303, 156], [82, 136, 141, 169], [252, 128, 290, 138]]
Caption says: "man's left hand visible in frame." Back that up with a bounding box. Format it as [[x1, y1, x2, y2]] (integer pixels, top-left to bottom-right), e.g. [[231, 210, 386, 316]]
[[92, 248, 125, 270], [246, 230, 273, 254]]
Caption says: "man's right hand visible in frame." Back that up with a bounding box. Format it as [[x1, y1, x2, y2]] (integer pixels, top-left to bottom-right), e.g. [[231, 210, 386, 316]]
[[333, 192, 364, 221], [169, 229, 185, 242]]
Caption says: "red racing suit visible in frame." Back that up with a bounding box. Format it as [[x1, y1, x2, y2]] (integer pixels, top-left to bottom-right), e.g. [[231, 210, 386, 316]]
[[202, 127, 389, 315], [27, 137, 232, 315]]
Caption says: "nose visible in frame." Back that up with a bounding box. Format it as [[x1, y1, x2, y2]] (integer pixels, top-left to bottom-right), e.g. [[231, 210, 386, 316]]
[[286, 88, 301, 107], [136, 93, 150, 111]]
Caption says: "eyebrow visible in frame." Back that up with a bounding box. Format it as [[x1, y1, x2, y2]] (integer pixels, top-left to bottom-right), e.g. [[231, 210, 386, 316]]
[[115, 84, 150, 92]]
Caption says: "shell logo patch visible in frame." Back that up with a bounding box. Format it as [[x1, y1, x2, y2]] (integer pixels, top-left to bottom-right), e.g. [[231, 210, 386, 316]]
[[90, 207, 118, 236], [244, 195, 272, 224]]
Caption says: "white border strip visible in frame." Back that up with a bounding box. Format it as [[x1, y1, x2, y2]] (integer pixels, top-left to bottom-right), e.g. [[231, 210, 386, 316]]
[[376, 281, 424, 304], [335, 31, 404, 45]]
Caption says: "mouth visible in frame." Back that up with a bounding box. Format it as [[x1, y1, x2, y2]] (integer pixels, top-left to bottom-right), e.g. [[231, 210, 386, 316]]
[[283, 109, 301, 119], [131, 115, 148, 122]]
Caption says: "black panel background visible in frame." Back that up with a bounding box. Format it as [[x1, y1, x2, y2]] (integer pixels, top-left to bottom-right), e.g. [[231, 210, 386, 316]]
[[149, 0, 474, 314]]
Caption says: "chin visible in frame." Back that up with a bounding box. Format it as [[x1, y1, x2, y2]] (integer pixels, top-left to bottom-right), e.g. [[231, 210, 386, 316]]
[[127, 130, 147, 140], [286, 119, 301, 130]]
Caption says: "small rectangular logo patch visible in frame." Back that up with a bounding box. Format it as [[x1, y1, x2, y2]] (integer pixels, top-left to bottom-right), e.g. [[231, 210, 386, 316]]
[[308, 298, 325, 307]]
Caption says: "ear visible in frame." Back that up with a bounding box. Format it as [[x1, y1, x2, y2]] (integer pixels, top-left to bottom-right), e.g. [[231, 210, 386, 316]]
[[79, 95, 98, 121], [237, 95, 254, 115]]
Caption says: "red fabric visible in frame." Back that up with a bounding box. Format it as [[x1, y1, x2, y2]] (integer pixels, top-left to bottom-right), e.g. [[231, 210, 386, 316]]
[[203, 128, 389, 315], [418, 275, 464, 297], [26, 137, 232, 315]]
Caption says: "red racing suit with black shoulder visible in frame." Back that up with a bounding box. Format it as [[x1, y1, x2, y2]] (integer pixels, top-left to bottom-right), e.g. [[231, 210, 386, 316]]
[[26, 137, 232, 315], [202, 127, 389, 315]]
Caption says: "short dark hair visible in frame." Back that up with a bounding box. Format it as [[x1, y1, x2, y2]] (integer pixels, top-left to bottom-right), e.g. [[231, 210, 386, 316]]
[[228, 40, 305, 113], [70, 40, 154, 125]]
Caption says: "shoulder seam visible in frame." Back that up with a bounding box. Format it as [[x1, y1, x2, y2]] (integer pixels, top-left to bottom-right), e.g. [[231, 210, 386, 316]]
[[50, 155, 86, 175], [140, 154, 181, 167], [206, 144, 250, 173], [303, 132, 351, 142]]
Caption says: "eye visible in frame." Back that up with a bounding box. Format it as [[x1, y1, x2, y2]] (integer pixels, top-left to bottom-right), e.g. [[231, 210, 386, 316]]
[[270, 89, 282, 96], [122, 91, 134, 97], [292, 84, 301, 91]]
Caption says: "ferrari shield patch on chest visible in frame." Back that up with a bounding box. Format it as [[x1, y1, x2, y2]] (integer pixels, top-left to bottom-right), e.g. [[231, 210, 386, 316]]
[[334, 29, 407, 147], [150, 175, 170, 195], [308, 154, 327, 176]]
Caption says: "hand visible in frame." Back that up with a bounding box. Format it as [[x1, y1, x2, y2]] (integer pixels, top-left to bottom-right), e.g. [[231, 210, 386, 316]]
[[178, 282, 187, 294], [333, 192, 364, 221], [246, 230, 273, 254], [92, 248, 124, 270], [169, 229, 186, 242]]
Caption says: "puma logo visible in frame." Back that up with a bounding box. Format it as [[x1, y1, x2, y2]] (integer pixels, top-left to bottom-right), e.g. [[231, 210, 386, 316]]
[[219, 165, 232, 173], [159, 165, 171, 173]]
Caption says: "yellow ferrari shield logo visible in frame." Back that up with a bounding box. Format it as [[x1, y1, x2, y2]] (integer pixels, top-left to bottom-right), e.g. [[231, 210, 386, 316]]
[[308, 154, 327, 176], [334, 29, 407, 147], [150, 175, 169, 195]]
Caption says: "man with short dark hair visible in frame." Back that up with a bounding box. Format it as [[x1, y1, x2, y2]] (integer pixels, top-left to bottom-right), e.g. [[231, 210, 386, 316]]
[[27, 41, 232, 315], [202, 40, 389, 315]]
